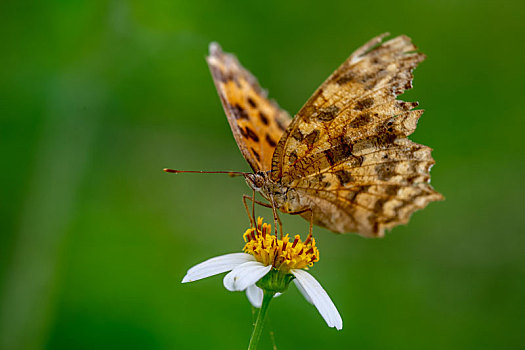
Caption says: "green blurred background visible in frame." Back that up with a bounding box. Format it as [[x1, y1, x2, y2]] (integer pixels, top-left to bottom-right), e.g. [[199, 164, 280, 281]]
[[1, 0, 524, 349]]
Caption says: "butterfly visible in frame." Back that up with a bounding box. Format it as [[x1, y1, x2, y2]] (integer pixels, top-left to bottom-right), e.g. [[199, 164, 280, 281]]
[[200, 33, 443, 238]]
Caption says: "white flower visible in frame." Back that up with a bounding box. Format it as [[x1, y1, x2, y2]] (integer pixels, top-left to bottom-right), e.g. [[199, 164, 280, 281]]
[[182, 251, 343, 330]]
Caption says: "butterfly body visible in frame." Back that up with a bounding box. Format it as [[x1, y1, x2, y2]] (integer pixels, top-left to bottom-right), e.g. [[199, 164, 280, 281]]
[[207, 34, 443, 238]]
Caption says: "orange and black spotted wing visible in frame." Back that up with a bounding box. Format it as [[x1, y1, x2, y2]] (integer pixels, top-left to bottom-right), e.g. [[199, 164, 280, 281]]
[[207, 42, 292, 172]]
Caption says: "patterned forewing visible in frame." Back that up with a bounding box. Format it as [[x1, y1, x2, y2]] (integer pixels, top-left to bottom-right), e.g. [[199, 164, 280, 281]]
[[207, 43, 291, 172], [271, 34, 443, 237]]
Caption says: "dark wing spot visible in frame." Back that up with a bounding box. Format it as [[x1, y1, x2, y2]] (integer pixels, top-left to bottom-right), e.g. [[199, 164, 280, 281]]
[[304, 129, 320, 147], [239, 127, 248, 138], [382, 216, 398, 226], [359, 185, 371, 193], [244, 127, 260, 142], [371, 218, 381, 236], [356, 133, 397, 153], [312, 174, 330, 188], [335, 170, 353, 185], [265, 134, 277, 147], [258, 111, 269, 125], [377, 132, 397, 146], [399, 101, 418, 111], [374, 198, 387, 214], [247, 97, 257, 107], [323, 143, 354, 166], [353, 97, 374, 111], [346, 191, 357, 201], [348, 113, 372, 128], [336, 72, 356, 85], [359, 73, 375, 84], [365, 213, 380, 234], [289, 151, 298, 164], [292, 128, 304, 141], [251, 148, 261, 162], [385, 185, 400, 196], [324, 149, 335, 166], [232, 104, 249, 120], [375, 163, 396, 181], [316, 106, 340, 122], [406, 174, 422, 184]]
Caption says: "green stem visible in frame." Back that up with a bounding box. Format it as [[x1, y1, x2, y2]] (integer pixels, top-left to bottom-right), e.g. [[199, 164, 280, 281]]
[[247, 290, 274, 350]]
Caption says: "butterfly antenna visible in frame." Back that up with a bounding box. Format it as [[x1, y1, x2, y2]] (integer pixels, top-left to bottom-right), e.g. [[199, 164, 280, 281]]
[[163, 168, 248, 177]]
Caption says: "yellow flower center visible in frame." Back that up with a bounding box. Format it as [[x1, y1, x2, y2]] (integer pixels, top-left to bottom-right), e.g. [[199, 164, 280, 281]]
[[243, 217, 319, 273]]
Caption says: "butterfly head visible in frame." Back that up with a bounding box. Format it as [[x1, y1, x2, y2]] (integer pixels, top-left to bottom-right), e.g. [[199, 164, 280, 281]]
[[244, 172, 268, 192], [244, 172, 303, 213]]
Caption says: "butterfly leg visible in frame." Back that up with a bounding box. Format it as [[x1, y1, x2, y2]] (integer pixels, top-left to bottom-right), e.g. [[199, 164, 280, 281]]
[[307, 209, 313, 237], [268, 194, 284, 238], [287, 208, 313, 237], [242, 194, 284, 238], [242, 194, 278, 227], [274, 207, 283, 239], [251, 189, 256, 228], [242, 194, 256, 228]]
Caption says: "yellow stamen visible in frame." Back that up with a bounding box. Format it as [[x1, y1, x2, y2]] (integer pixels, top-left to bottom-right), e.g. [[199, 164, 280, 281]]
[[243, 217, 320, 273]]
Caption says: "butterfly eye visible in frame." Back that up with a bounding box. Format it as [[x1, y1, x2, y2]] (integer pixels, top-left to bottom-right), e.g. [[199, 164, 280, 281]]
[[245, 173, 265, 191]]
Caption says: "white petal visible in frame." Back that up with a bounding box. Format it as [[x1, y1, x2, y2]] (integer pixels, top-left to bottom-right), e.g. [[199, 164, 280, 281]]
[[182, 253, 254, 283], [294, 277, 313, 304], [245, 285, 282, 308], [246, 284, 263, 308], [223, 261, 271, 292], [292, 269, 343, 330]]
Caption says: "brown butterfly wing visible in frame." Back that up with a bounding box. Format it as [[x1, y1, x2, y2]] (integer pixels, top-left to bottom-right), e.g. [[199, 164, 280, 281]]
[[271, 34, 443, 237], [207, 43, 291, 172]]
